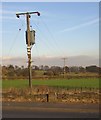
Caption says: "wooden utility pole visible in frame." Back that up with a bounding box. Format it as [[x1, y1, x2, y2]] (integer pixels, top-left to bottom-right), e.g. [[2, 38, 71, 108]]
[[16, 12, 40, 89], [62, 58, 67, 78]]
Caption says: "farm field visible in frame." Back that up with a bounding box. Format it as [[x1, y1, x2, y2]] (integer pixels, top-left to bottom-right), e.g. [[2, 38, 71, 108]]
[[2, 78, 99, 89]]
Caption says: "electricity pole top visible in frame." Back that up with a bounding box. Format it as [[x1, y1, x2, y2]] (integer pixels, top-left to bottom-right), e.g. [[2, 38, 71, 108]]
[[16, 11, 40, 18], [16, 11, 40, 89]]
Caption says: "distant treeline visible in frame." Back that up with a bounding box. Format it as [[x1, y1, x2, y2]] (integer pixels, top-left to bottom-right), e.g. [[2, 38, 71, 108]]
[[0, 64, 101, 79]]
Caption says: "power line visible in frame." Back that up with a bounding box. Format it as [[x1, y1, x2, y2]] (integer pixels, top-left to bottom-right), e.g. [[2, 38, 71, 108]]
[[34, 43, 42, 66], [39, 17, 60, 53], [31, 15, 69, 69], [33, 18, 55, 51], [31, 16, 65, 57], [32, 22, 59, 56], [7, 28, 22, 57], [39, 16, 65, 56], [7, 17, 26, 57]]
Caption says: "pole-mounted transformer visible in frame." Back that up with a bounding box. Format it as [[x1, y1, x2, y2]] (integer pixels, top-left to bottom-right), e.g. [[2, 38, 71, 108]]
[[26, 30, 35, 45]]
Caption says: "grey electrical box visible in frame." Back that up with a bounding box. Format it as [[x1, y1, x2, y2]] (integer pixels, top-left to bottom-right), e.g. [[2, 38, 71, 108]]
[[26, 30, 35, 45]]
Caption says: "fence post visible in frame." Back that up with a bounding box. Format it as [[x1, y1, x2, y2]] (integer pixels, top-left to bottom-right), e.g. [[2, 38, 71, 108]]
[[46, 94, 49, 102], [81, 87, 82, 92]]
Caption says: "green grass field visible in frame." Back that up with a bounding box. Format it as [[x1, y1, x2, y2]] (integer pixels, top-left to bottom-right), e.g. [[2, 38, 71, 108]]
[[2, 78, 99, 89]]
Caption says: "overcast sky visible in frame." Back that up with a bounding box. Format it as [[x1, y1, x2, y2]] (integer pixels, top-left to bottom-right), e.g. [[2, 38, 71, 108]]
[[1, 2, 99, 67]]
